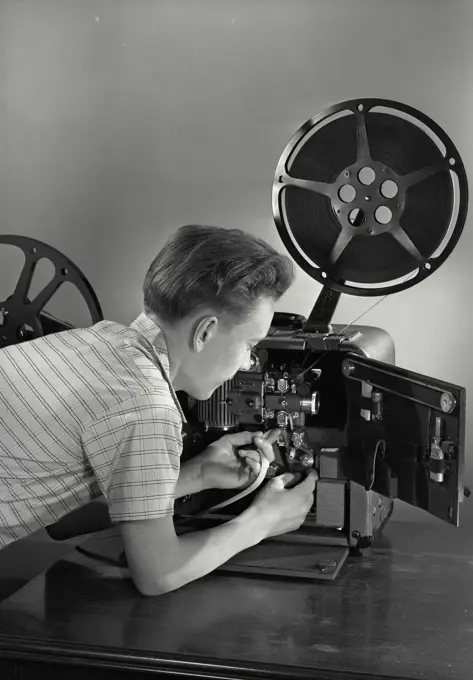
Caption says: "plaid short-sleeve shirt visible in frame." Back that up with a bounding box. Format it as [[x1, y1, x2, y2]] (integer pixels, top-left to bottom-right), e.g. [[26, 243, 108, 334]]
[[0, 312, 184, 549]]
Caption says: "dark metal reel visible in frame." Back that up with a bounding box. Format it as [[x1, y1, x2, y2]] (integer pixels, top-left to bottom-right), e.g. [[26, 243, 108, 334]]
[[272, 98, 469, 297], [0, 235, 103, 348]]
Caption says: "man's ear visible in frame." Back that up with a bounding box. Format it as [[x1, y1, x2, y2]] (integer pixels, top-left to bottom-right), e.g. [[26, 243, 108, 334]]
[[192, 316, 218, 353]]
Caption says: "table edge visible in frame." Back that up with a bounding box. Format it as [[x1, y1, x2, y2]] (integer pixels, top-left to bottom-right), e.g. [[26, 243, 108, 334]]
[[0, 635, 412, 680]]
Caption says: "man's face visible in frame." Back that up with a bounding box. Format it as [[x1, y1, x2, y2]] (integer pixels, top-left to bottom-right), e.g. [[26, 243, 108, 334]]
[[184, 296, 275, 401]]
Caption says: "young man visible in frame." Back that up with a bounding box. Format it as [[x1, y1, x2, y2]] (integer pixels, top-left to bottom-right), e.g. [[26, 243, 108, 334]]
[[0, 225, 317, 595]]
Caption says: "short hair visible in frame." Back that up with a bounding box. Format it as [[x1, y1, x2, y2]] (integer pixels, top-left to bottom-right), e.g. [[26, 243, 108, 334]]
[[143, 225, 295, 325]]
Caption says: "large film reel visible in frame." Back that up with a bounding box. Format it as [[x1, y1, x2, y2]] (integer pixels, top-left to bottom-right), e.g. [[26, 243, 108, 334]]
[[273, 98, 468, 296]]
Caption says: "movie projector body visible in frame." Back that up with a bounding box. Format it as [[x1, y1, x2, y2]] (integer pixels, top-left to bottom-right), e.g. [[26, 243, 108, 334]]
[[175, 98, 468, 580]]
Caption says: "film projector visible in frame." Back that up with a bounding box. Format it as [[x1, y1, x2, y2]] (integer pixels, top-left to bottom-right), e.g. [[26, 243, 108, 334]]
[[172, 98, 469, 580]]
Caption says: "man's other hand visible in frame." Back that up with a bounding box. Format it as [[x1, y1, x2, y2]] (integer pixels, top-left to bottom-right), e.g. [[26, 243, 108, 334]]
[[197, 429, 281, 490]]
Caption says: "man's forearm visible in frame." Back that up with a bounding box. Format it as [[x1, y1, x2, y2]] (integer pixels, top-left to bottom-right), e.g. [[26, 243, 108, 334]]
[[125, 508, 265, 596], [164, 514, 263, 593], [175, 458, 206, 497]]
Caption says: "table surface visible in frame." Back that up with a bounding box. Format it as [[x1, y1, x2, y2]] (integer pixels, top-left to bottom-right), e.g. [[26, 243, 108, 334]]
[[1, 504, 473, 680]]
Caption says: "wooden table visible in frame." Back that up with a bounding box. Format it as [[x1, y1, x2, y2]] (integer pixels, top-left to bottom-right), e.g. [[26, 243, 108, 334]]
[[1, 505, 473, 680]]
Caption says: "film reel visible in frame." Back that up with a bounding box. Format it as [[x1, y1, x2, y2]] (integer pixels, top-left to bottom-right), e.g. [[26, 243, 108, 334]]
[[272, 98, 468, 296], [0, 235, 103, 348]]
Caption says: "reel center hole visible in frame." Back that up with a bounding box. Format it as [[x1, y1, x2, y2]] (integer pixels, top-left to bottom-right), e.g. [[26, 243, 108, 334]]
[[17, 323, 35, 341], [348, 208, 366, 227]]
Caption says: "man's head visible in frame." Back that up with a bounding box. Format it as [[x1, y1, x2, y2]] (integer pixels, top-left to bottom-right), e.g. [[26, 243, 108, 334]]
[[143, 225, 295, 400]]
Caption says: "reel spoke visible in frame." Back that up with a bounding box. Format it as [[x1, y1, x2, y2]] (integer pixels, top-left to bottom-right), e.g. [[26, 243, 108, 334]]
[[328, 227, 355, 266], [278, 174, 333, 198], [31, 276, 62, 312], [12, 254, 36, 304], [390, 224, 424, 263], [401, 160, 449, 189], [355, 108, 371, 164]]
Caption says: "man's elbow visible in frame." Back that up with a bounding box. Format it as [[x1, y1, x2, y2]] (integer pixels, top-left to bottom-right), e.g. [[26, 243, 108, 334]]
[[131, 571, 179, 597], [133, 579, 163, 597]]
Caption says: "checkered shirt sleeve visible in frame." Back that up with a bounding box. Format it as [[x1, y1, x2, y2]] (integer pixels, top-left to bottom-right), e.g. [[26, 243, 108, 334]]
[[80, 391, 182, 522]]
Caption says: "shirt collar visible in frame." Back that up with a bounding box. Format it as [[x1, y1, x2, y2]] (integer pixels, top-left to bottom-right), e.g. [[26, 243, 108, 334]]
[[130, 312, 171, 378], [129, 312, 187, 424]]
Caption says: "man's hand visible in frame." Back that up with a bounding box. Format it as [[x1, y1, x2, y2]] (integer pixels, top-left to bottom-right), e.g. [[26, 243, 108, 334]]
[[197, 429, 281, 491]]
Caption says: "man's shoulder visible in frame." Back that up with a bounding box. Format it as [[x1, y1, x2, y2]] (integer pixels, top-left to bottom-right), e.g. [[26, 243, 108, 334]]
[[22, 319, 177, 419], [46, 318, 166, 383], [65, 318, 143, 346]]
